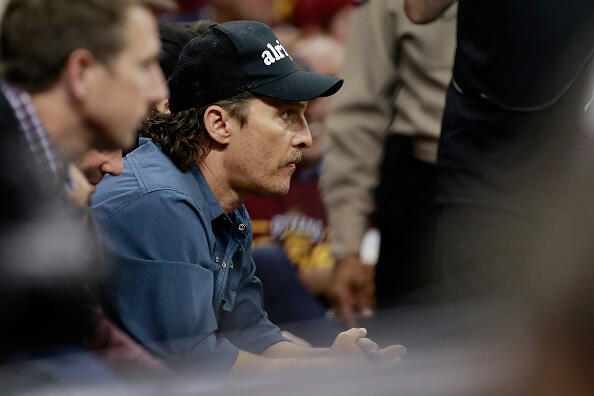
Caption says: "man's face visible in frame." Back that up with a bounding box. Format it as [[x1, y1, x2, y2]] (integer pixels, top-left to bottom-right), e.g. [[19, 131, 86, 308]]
[[84, 5, 167, 151], [226, 97, 312, 197], [77, 149, 123, 192]]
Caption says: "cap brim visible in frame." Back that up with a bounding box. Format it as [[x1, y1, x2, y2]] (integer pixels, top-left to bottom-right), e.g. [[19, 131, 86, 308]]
[[248, 70, 343, 101]]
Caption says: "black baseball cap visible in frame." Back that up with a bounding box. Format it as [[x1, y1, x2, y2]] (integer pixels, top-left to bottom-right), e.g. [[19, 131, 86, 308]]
[[167, 21, 343, 113], [158, 22, 198, 79]]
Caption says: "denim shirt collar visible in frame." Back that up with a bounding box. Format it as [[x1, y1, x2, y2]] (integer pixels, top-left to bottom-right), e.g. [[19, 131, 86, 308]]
[[136, 137, 245, 226], [189, 165, 226, 223]]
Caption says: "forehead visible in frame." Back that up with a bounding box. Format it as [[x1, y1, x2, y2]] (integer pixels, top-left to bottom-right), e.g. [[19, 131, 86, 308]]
[[118, 5, 160, 57]]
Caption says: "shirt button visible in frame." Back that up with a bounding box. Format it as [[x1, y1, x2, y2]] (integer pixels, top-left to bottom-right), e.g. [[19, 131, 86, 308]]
[[215, 256, 220, 263], [222, 261, 227, 268], [238, 223, 246, 232]]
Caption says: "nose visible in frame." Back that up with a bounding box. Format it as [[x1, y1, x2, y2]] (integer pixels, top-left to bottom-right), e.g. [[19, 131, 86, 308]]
[[149, 64, 168, 108], [101, 150, 123, 177], [294, 116, 313, 149]]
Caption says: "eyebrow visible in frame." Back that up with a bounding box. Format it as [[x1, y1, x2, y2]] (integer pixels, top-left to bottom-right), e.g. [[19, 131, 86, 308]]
[[289, 101, 308, 111]]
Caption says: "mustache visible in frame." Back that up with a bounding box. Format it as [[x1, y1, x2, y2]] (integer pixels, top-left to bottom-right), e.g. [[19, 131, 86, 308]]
[[279, 150, 303, 168]]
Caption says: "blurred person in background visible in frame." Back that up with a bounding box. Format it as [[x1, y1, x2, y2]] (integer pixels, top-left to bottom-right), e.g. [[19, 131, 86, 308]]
[[92, 21, 405, 375], [75, 20, 203, 379], [273, 0, 358, 46], [244, 33, 345, 344], [320, 0, 456, 324], [290, 0, 357, 43], [404, 0, 594, 300], [206, 0, 282, 25], [167, 0, 355, 43], [73, 147, 170, 378], [166, 0, 207, 21], [177, 19, 214, 38], [122, 21, 199, 155], [77, 150, 124, 195], [166, 0, 286, 26], [0, 0, 173, 386], [403, 2, 594, 393], [1, 0, 169, 169]]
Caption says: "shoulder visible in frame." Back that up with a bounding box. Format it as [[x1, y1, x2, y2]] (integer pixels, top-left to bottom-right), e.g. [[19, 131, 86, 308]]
[[124, 139, 193, 194], [94, 189, 213, 263], [92, 139, 205, 225], [93, 182, 206, 237]]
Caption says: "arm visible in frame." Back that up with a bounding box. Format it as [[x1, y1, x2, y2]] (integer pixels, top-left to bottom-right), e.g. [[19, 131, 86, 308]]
[[230, 350, 329, 374], [216, 242, 287, 356], [261, 340, 329, 359], [321, 0, 398, 264], [404, 0, 455, 24], [320, 0, 399, 323], [230, 328, 406, 374], [230, 329, 362, 374], [212, 222, 404, 372], [94, 193, 405, 374], [93, 191, 241, 372]]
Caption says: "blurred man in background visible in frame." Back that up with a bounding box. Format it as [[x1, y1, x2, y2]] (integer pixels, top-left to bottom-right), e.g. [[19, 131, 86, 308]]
[[1, 0, 169, 168], [404, 0, 594, 300], [77, 150, 123, 194], [0, 0, 172, 386], [320, 0, 456, 324]]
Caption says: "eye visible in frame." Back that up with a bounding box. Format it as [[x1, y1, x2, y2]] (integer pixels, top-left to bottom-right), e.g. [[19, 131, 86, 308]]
[[140, 56, 159, 71], [281, 109, 294, 119], [142, 61, 155, 71]]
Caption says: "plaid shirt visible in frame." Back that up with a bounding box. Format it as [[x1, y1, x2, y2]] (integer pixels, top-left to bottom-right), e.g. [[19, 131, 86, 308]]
[[0, 81, 71, 193]]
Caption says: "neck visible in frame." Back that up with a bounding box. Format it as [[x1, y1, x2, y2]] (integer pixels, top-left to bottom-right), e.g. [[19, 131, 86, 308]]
[[31, 88, 90, 163], [199, 152, 245, 213]]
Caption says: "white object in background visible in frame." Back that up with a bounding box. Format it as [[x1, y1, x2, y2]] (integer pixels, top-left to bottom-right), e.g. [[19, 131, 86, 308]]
[[359, 228, 380, 266]]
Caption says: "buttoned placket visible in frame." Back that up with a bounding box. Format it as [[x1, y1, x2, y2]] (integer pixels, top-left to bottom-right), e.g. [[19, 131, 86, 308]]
[[212, 213, 249, 315]]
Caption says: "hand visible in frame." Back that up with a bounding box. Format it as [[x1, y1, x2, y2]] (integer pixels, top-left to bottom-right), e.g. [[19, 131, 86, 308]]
[[327, 328, 407, 364], [330, 255, 375, 327], [356, 338, 407, 363], [326, 328, 369, 362]]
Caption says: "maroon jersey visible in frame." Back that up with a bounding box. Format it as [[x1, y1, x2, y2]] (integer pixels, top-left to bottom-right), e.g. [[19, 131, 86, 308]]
[[245, 170, 334, 272]]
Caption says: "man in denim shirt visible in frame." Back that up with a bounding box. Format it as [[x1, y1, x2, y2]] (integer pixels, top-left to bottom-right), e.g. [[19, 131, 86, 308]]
[[92, 21, 406, 374]]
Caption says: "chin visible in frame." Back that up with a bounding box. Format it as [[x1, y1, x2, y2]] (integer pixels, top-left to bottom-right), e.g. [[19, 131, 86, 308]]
[[259, 180, 291, 197], [115, 128, 137, 151], [261, 187, 290, 198]]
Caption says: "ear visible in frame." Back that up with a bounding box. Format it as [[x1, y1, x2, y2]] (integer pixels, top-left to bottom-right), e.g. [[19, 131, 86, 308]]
[[155, 98, 170, 114], [64, 48, 100, 102], [203, 105, 235, 145]]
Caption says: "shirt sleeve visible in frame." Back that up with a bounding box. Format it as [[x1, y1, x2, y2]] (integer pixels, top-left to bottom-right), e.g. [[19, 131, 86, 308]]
[[320, 0, 401, 257], [218, 253, 286, 355], [94, 190, 239, 373]]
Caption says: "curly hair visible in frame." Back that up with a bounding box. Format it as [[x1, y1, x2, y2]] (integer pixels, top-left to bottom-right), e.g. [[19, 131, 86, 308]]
[[139, 91, 254, 172]]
